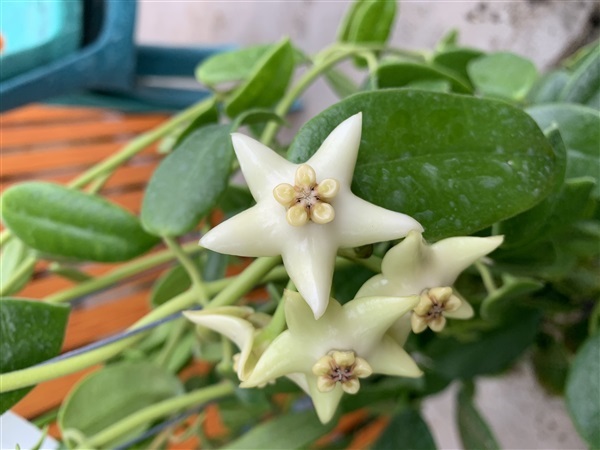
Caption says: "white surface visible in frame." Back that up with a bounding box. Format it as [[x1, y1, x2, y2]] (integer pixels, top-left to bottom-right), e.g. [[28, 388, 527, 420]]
[[0, 411, 58, 450], [422, 361, 586, 449]]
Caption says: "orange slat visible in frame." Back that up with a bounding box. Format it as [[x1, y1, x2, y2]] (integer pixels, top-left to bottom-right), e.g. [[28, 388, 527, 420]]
[[2, 116, 167, 148], [1, 105, 112, 125], [63, 290, 152, 350], [0, 163, 158, 192]]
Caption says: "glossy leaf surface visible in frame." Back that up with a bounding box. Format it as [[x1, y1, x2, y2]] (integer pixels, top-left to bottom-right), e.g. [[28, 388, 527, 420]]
[[58, 362, 184, 448], [566, 332, 600, 448], [0, 298, 69, 414], [1, 182, 158, 262], [560, 45, 600, 108], [288, 90, 559, 240], [141, 124, 234, 236]]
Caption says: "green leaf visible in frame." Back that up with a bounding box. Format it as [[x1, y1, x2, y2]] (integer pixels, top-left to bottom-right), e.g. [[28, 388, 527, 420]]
[[496, 127, 566, 246], [58, 362, 184, 448], [376, 62, 472, 93], [433, 48, 484, 85], [528, 70, 570, 104], [456, 384, 500, 450], [196, 44, 273, 87], [427, 308, 541, 379], [496, 126, 567, 248], [561, 45, 600, 109], [225, 38, 295, 118], [435, 29, 460, 52], [1, 182, 158, 262], [565, 333, 600, 448], [468, 52, 538, 101], [150, 265, 192, 308], [406, 79, 452, 93], [527, 103, 600, 197], [338, 0, 397, 46], [226, 410, 335, 449], [532, 334, 570, 395], [0, 298, 70, 414], [141, 124, 234, 236], [231, 108, 287, 130], [219, 184, 255, 219], [0, 238, 35, 295], [288, 90, 559, 241], [324, 68, 359, 99], [172, 97, 219, 149], [372, 407, 437, 450], [480, 274, 544, 320]]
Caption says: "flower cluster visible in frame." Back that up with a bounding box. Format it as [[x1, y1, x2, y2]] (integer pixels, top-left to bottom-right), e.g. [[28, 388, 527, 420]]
[[186, 114, 503, 423]]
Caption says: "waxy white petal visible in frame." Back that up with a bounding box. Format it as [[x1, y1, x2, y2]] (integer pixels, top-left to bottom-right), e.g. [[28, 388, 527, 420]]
[[200, 114, 422, 318], [306, 376, 345, 424], [368, 335, 423, 377]]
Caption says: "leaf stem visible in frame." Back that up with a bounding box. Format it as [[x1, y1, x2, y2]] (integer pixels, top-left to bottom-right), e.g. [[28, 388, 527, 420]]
[[163, 237, 209, 305], [78, 381, 235, 449], [45, 242, 202, 304], [475, 261, 498, 294], [69, 97, 215, 189], [209, 256, 282, 307], [0, 254, 36, 296], [260, 47, 365, 146], [155, 318, 189, 368]]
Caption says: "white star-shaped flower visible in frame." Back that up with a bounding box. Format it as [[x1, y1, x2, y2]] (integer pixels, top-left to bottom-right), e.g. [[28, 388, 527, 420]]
[[183, 306, 270, 382], [240, 290, 422, 423], [356, 230, 504, 333], [200, 113, 423, 319]]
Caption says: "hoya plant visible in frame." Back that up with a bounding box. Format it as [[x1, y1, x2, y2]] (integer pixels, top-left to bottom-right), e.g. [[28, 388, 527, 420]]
[[1, 1, 598, 449]]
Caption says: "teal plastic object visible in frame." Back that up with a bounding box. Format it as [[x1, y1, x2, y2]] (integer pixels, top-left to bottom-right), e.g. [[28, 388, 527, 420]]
[[0, 1, 83, 81]]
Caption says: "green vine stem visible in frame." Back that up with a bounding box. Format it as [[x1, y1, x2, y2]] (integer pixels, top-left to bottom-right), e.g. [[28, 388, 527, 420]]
[[45, 241, 202, 304], [260, 46, 368, 146], [164, 237, 209, 305], [77, 381, 235, 449], [69, 97, 215, 190], [475, 261, 498, 294], [0, 254, 36, 296], [0, 257, 354, 393], [209, 256, 282, 307]]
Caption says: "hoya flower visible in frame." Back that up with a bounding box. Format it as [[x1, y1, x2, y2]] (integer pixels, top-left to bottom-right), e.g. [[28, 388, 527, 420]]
[[183, 306, 271, 382], [241, 290, 422, 423], [200, 113, 422, 319], [356, 230, 504, 333]]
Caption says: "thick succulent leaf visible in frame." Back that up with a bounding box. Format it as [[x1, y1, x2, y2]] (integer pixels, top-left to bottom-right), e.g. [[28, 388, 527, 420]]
[[1, 182, 158, 262], [225, 38, 295, 118], [196, 44, 273, 87], [433, 48, 484, 84], [0, 298, 70, 413], [457, 384, 500, 450], [560, 45, 600, 109], [337, 0, 396, 46], [565, 333, 600, 448], [58, 362, 184, 448], [141, 124, 234, 236], [288, 90, 559, 241], [527, 103, 600, 197], [377, 62, 472, 93], [468, 52, 538, 101]]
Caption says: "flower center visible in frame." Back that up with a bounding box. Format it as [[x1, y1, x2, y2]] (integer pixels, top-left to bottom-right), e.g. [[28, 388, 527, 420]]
[[312, 350, 372, 394], [273, 164, 340, 227], [411, 286, 462, 333]]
